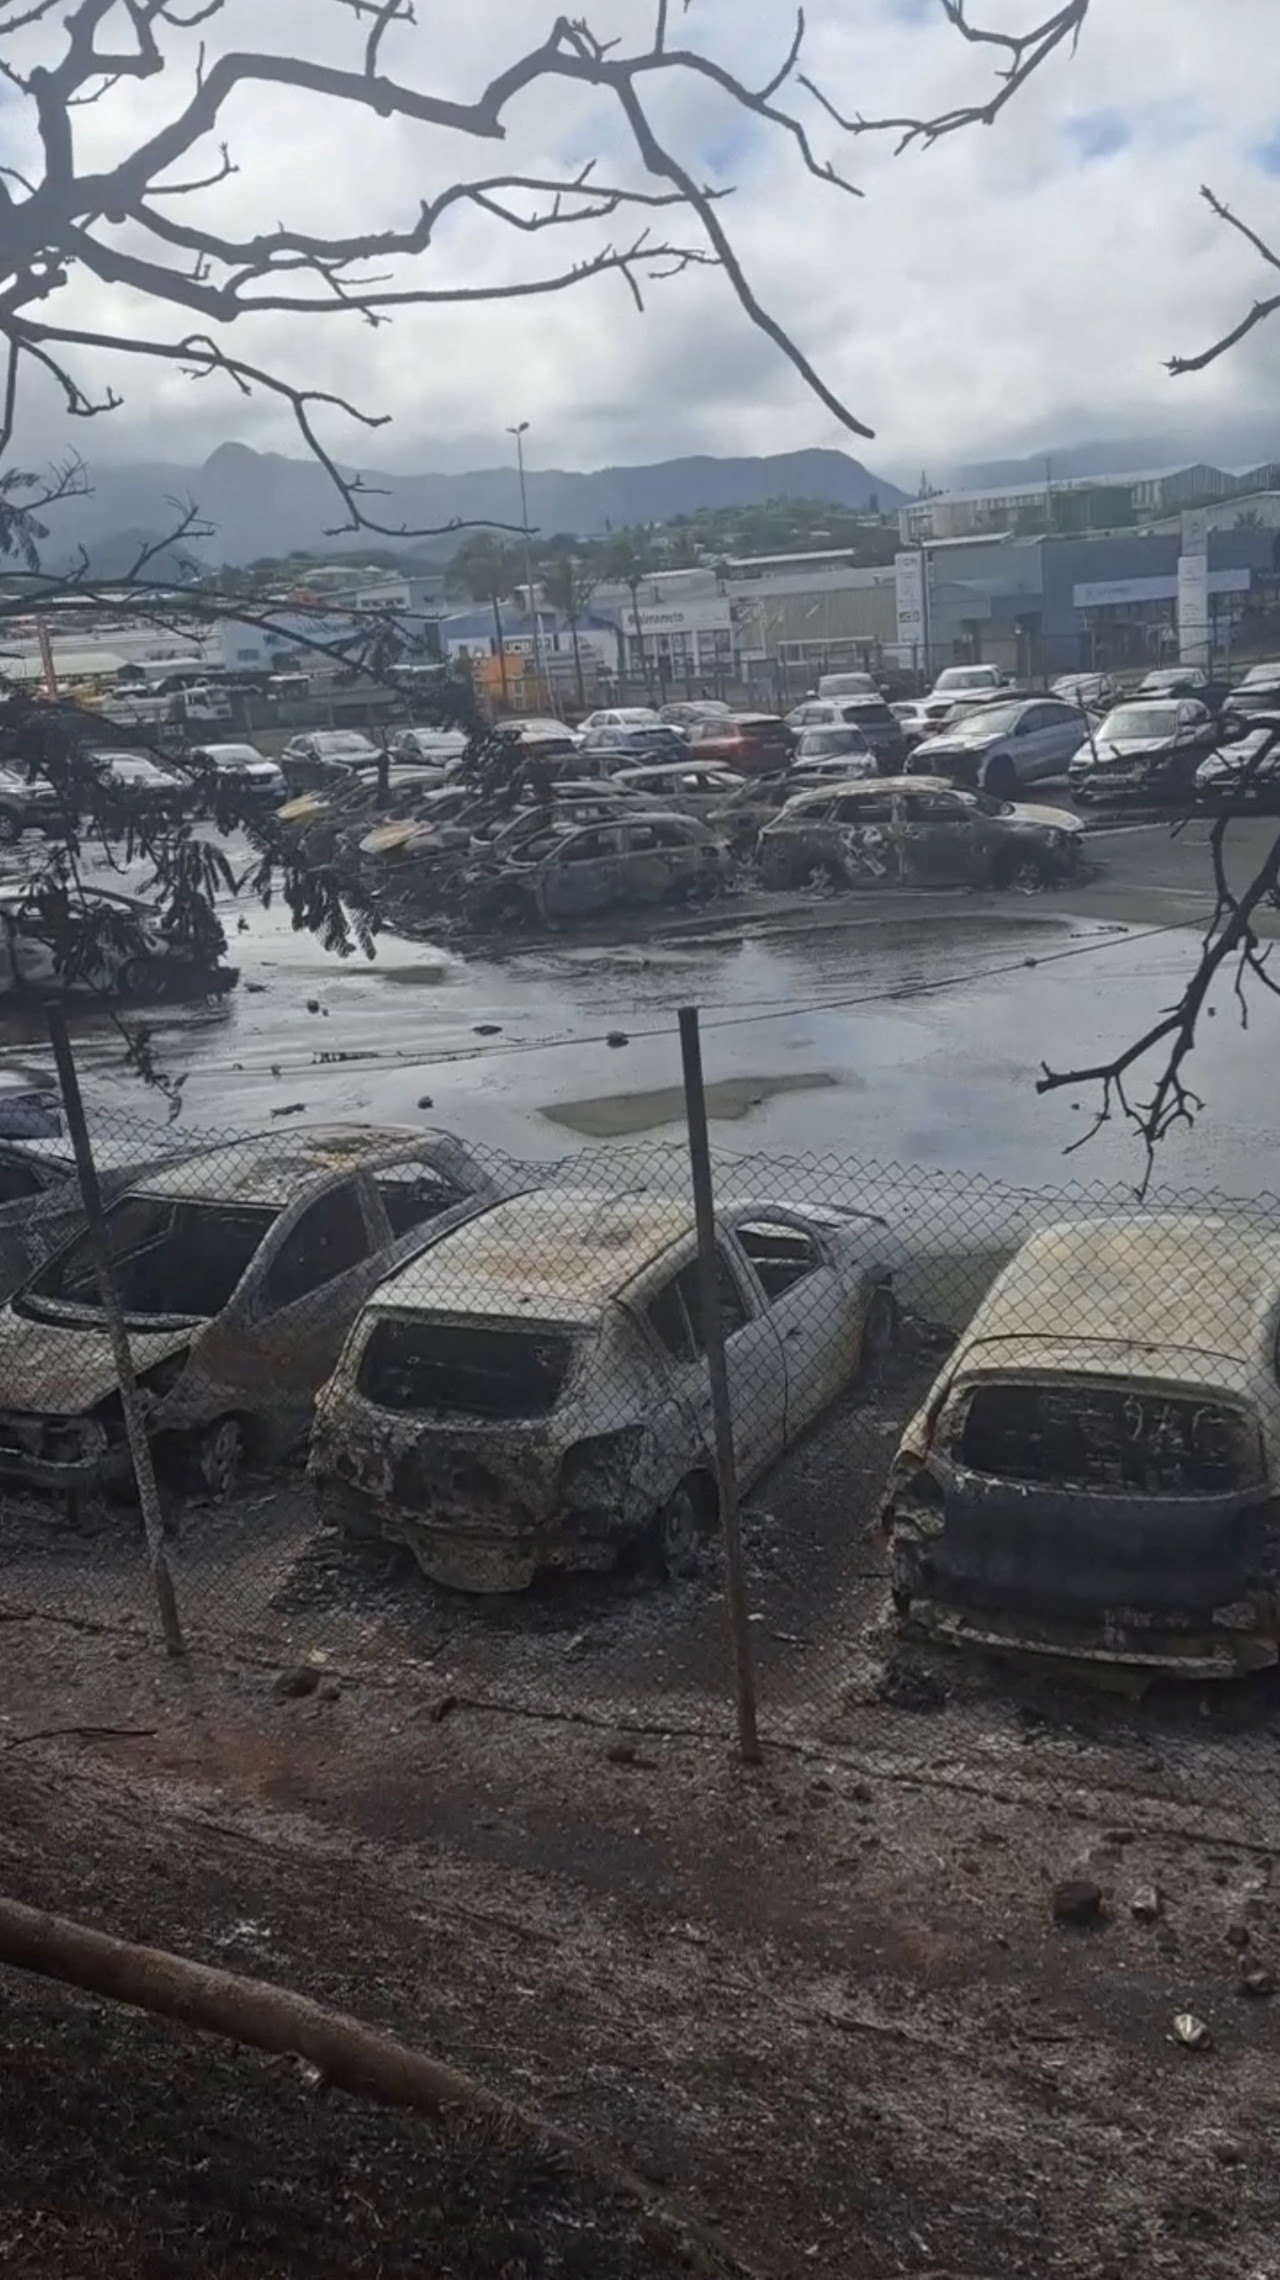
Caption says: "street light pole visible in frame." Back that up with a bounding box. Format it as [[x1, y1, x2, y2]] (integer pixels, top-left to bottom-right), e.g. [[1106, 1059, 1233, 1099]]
[[507, 421, 547, 710]]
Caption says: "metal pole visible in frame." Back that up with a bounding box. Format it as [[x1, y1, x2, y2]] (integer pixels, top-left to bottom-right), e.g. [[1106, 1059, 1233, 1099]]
[[508, 423, 546, 710], [45, 1011, 186, 1658], [677, 1006, 761, 1766]]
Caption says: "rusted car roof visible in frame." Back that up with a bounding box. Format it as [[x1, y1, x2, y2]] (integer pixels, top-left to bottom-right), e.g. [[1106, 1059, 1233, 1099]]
[[134, 1125, 475, 1210], [960, 1216, 1280, 1374], [370, 1191, 698, 1325]]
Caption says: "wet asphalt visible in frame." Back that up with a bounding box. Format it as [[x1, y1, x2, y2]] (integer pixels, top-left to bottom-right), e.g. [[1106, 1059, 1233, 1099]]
[[3, 811, 1278, 1200]]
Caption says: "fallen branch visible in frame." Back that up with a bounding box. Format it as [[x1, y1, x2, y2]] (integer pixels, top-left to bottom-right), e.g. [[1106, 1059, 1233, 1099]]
[[0, 1892, 753, 2279]]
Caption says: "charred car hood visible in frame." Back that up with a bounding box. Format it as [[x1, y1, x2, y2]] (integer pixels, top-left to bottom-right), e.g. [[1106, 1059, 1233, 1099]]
[[0, 1308, 195, 1416], [1003, 802, 1084, 834]]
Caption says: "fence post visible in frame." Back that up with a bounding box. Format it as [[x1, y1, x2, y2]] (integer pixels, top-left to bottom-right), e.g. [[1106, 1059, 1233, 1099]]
[[46, 1011, 186, 1659], [677, 1006, 761, 1766]]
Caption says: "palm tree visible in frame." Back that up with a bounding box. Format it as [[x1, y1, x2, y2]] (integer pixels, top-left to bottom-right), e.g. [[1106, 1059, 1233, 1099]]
[[603, 531, 657, 700], [539, 551, 597, 709], [447, 533, 519, 705]]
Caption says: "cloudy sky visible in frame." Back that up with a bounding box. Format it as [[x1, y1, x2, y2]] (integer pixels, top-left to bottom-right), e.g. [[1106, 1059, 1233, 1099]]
[[6, 0, 1280, 485]]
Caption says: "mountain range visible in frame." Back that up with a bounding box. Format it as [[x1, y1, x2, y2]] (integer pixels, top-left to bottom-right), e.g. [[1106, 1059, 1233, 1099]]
[[45, 443, 906, 571]]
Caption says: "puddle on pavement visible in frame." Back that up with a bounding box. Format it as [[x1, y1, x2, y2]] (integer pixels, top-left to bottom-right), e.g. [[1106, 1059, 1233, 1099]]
[[545, 1070, 840, 1139]]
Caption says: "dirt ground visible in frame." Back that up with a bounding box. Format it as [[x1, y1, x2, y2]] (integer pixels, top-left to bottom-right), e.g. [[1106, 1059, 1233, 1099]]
[[1, 1571, 1279, 2280], [1, 1341, 1279, 2279]]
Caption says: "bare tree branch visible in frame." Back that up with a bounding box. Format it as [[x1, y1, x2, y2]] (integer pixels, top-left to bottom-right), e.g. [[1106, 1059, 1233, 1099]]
[[1168, 185, 1280, 376], [802, 0, 1090, 151], [1038, 728, 1280, 1189]]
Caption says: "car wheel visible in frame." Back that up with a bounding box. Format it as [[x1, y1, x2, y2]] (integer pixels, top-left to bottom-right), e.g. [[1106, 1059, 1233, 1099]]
[[118, 955, 168, 1002], [650, 1472, 716, 1580], [984, 753, 1017, 799], [190, 1416, 247, 1500], [861, 1286, 900, 1372], [994, 846, 1053, 893]]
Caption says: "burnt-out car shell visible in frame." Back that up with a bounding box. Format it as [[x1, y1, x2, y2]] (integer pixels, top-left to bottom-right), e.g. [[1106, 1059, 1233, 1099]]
[[882, 1215, 1280, 1675], [758, 777, 1083, 891], [309, 1191, 899, 1592], [0, 1125, 518, 1498]]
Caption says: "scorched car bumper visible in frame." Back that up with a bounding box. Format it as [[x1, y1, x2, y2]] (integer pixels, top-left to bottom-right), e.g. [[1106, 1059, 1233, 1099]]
[[0, 1408, 130, 1490]]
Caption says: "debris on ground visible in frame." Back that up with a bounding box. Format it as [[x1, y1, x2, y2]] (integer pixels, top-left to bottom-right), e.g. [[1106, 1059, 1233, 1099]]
[[1053, 1878, 1105, 1927]]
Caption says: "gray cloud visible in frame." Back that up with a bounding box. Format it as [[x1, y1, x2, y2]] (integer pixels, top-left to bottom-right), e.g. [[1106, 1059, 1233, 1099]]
[[7, 0, 1280, 489]]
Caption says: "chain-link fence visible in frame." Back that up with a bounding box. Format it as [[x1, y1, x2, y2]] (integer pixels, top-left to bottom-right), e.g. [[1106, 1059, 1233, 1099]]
[[2, 1100, 1278, 1841]]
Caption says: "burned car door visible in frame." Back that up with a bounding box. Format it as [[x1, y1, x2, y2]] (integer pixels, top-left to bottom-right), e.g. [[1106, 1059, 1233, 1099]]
[[896, 789, 985, 884], [208, 1176, 382, 1434], [618, 819, 699, 904], [828, 792, 902, 883], [729, 1212, 865, 1433], [634, 1242, 786, 1488], [537, 825, 626, 924]]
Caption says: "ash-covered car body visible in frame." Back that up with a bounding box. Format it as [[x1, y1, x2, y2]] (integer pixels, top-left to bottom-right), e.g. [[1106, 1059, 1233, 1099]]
[[0, 1125, 517, 1499], [883, 1215, 1280, 1675], [0, 885, 238, 1004], [464, 811, 734, 929], [758, 777, 1083, 890], [610, 761, 746, 820], [309, 1191, 900, 1592]]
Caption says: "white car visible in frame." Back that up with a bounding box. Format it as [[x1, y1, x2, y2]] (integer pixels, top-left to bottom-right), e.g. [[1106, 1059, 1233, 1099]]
[[816, 671, 878, 699], [930, 664, 1007, 697], [309, 1190, 900, 1592], [186, 743, 286, 802], [580, 706, 664, 732]]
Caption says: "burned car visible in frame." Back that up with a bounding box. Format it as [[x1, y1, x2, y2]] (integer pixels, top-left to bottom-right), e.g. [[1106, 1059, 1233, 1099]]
[[462, 812, 734, 930], [0, 886, 238, 1004], [0, 1125, 516, 1501], [883, 1215, 1280, 1676], [309, 1191, 899, 1592], [758, 778, 1083, 891]]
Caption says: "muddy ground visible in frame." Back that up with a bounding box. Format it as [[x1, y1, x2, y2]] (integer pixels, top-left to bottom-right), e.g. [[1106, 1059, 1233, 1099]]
[[1, 1330, 1279, 2278]]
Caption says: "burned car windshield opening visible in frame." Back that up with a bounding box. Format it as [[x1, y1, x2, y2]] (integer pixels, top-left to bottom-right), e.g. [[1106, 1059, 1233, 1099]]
[[358, 1318, 576, 1420], [954, 1379, 1265, 1496], [29, 1196, 278, 1318]]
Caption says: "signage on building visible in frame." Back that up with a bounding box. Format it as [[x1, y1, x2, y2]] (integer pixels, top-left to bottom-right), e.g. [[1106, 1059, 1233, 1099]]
[[894, 551, 926, 648], [621, 599, 732, 636], [1178, 507, 1211, 668], [1072, 570, 1250, 609]]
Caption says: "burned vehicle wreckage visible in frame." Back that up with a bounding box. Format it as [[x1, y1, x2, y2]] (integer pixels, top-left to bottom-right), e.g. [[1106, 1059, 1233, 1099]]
[[882, 1217, 1280, 1676], [273, 723, 1087, 940], [309, 1190, 900, 1593], [275, 725, 738, 936], [0, 1127, 516, 1501]]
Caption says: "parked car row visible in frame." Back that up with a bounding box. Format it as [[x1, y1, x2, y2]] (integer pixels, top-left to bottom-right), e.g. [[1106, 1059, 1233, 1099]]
[[6, 1112, 1269, 1677], [0, 1127, 898, 1593]]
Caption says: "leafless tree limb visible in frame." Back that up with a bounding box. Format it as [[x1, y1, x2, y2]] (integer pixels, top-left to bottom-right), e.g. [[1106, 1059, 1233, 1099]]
[[1168, 186, 1280, 376], [1038, 729, 1280, 1190], [801, 0, 1090, 152]]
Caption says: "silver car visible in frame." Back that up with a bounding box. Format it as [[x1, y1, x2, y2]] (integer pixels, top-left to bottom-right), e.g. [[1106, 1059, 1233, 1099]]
[[309, 1190, 899, 1591], [910, 698, 1089, 797]]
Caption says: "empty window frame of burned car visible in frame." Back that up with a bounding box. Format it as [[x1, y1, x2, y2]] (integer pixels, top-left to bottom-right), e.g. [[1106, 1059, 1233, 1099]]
[[951, 1379, 1265, 1497], [359, 1318, 576, 1421]]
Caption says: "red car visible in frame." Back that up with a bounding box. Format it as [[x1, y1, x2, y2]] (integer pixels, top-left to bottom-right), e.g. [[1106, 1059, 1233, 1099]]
[[689, 712, 795, 776]]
